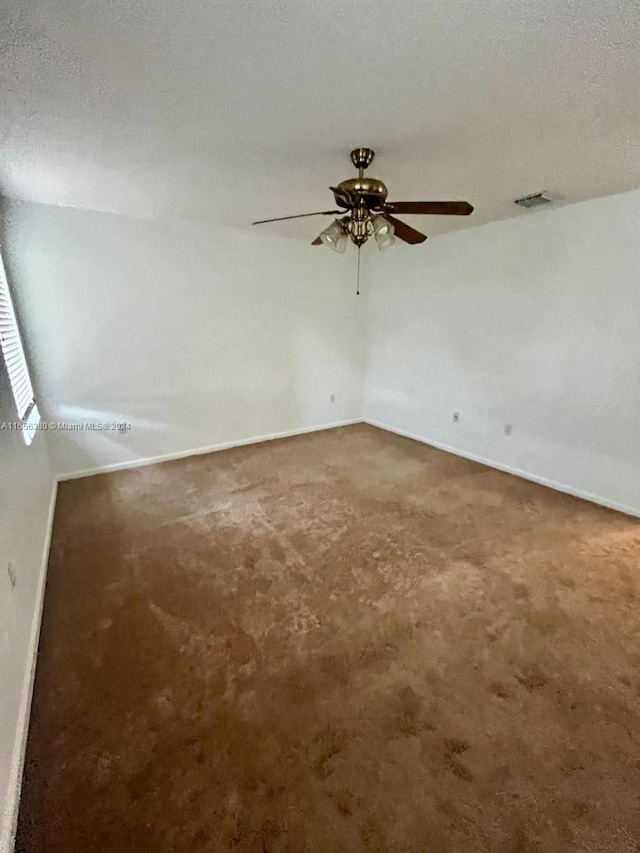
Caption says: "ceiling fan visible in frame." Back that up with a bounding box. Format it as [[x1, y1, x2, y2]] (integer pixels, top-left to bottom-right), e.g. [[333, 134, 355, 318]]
[[252, 147, 474, 252]]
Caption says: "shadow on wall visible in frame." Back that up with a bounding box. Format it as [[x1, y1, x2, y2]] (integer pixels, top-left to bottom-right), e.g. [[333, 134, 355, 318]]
[[48, 323, 361, 478], [0, 199, 365, 479], [45, 377, 307, 477]]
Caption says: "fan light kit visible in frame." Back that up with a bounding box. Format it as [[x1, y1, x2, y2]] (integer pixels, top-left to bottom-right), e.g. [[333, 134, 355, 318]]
[[253, 147, 474, 292]]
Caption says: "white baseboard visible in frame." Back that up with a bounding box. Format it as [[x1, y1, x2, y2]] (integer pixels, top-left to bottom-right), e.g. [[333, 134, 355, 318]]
[[2, 479, 58, 853], [365, 418, 640, 519], [58, 419, 363, 481]]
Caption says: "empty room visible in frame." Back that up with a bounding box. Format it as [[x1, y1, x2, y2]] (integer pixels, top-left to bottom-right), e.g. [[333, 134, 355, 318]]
[[1, 1, 639, 850]]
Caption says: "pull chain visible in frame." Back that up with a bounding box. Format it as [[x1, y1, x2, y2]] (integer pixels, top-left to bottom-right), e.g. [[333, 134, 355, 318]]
[[356, 244, 361, 296]]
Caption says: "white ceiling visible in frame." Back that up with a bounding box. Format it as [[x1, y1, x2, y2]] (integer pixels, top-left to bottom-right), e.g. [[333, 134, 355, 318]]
[[1, 0, 639, 240]]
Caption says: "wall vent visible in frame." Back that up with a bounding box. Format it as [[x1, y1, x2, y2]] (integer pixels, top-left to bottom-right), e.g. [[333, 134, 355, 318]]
[[514, 192, 553, 208]]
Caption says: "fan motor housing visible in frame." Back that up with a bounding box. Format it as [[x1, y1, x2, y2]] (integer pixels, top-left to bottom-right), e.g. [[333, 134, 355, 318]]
[[334, 178, 388, 210]]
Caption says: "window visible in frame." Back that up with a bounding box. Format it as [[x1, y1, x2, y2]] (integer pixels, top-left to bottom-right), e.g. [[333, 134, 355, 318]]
[[0, 250, 40, 445]]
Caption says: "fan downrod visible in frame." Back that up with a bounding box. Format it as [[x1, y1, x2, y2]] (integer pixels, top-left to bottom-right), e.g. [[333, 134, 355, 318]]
[[350, 147, 375, 173]]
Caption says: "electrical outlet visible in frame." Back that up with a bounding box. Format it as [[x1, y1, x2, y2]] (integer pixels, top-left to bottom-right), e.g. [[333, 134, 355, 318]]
[[7, 561, 17, 588], [505, 424, 513, 436], [453, 412, 460, 423], [330, 394, 336, 403]]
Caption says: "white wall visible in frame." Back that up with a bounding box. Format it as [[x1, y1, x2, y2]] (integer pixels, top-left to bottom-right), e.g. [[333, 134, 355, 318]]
[[3, 192, 638, 511], [365, 189, 640, 515], [1, 202, 366, 477], [0, 361, 56, 852]]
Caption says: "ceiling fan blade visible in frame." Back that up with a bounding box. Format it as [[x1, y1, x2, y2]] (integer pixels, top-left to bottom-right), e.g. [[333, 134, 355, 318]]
[[312, 236, 322, 245], [252, 210, 340, 225], [386, 201, 473, 216], [386, 215, 427, 245]]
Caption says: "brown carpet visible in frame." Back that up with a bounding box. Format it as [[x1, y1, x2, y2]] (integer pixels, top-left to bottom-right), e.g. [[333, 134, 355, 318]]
[[17, 424, 640, 852]]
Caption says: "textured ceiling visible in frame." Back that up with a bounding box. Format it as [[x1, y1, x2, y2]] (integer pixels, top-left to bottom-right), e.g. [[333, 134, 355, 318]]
[[1, 0, 639, 240]]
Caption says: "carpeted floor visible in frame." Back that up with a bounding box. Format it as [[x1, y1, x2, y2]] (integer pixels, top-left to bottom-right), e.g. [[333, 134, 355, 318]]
[[17, 424, 640, 852]]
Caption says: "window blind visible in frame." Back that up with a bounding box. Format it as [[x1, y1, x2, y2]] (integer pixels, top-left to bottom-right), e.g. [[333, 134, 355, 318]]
[[0, 251, 36, 421]]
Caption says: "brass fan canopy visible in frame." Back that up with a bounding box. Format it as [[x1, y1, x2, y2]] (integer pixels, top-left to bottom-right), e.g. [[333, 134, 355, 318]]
[[350, 147, 375, 172]]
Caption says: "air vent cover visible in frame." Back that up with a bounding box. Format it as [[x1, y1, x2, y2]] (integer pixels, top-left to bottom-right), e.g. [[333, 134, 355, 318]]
[[514, 192, 553, 208]]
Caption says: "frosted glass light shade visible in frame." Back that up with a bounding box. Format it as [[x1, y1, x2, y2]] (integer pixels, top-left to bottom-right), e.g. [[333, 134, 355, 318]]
[[373, 214, 396, 251], [320, 219, 348, 253]]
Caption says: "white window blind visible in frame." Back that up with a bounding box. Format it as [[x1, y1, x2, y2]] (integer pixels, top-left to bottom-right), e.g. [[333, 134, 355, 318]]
[[0, 250, 37, 430]]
